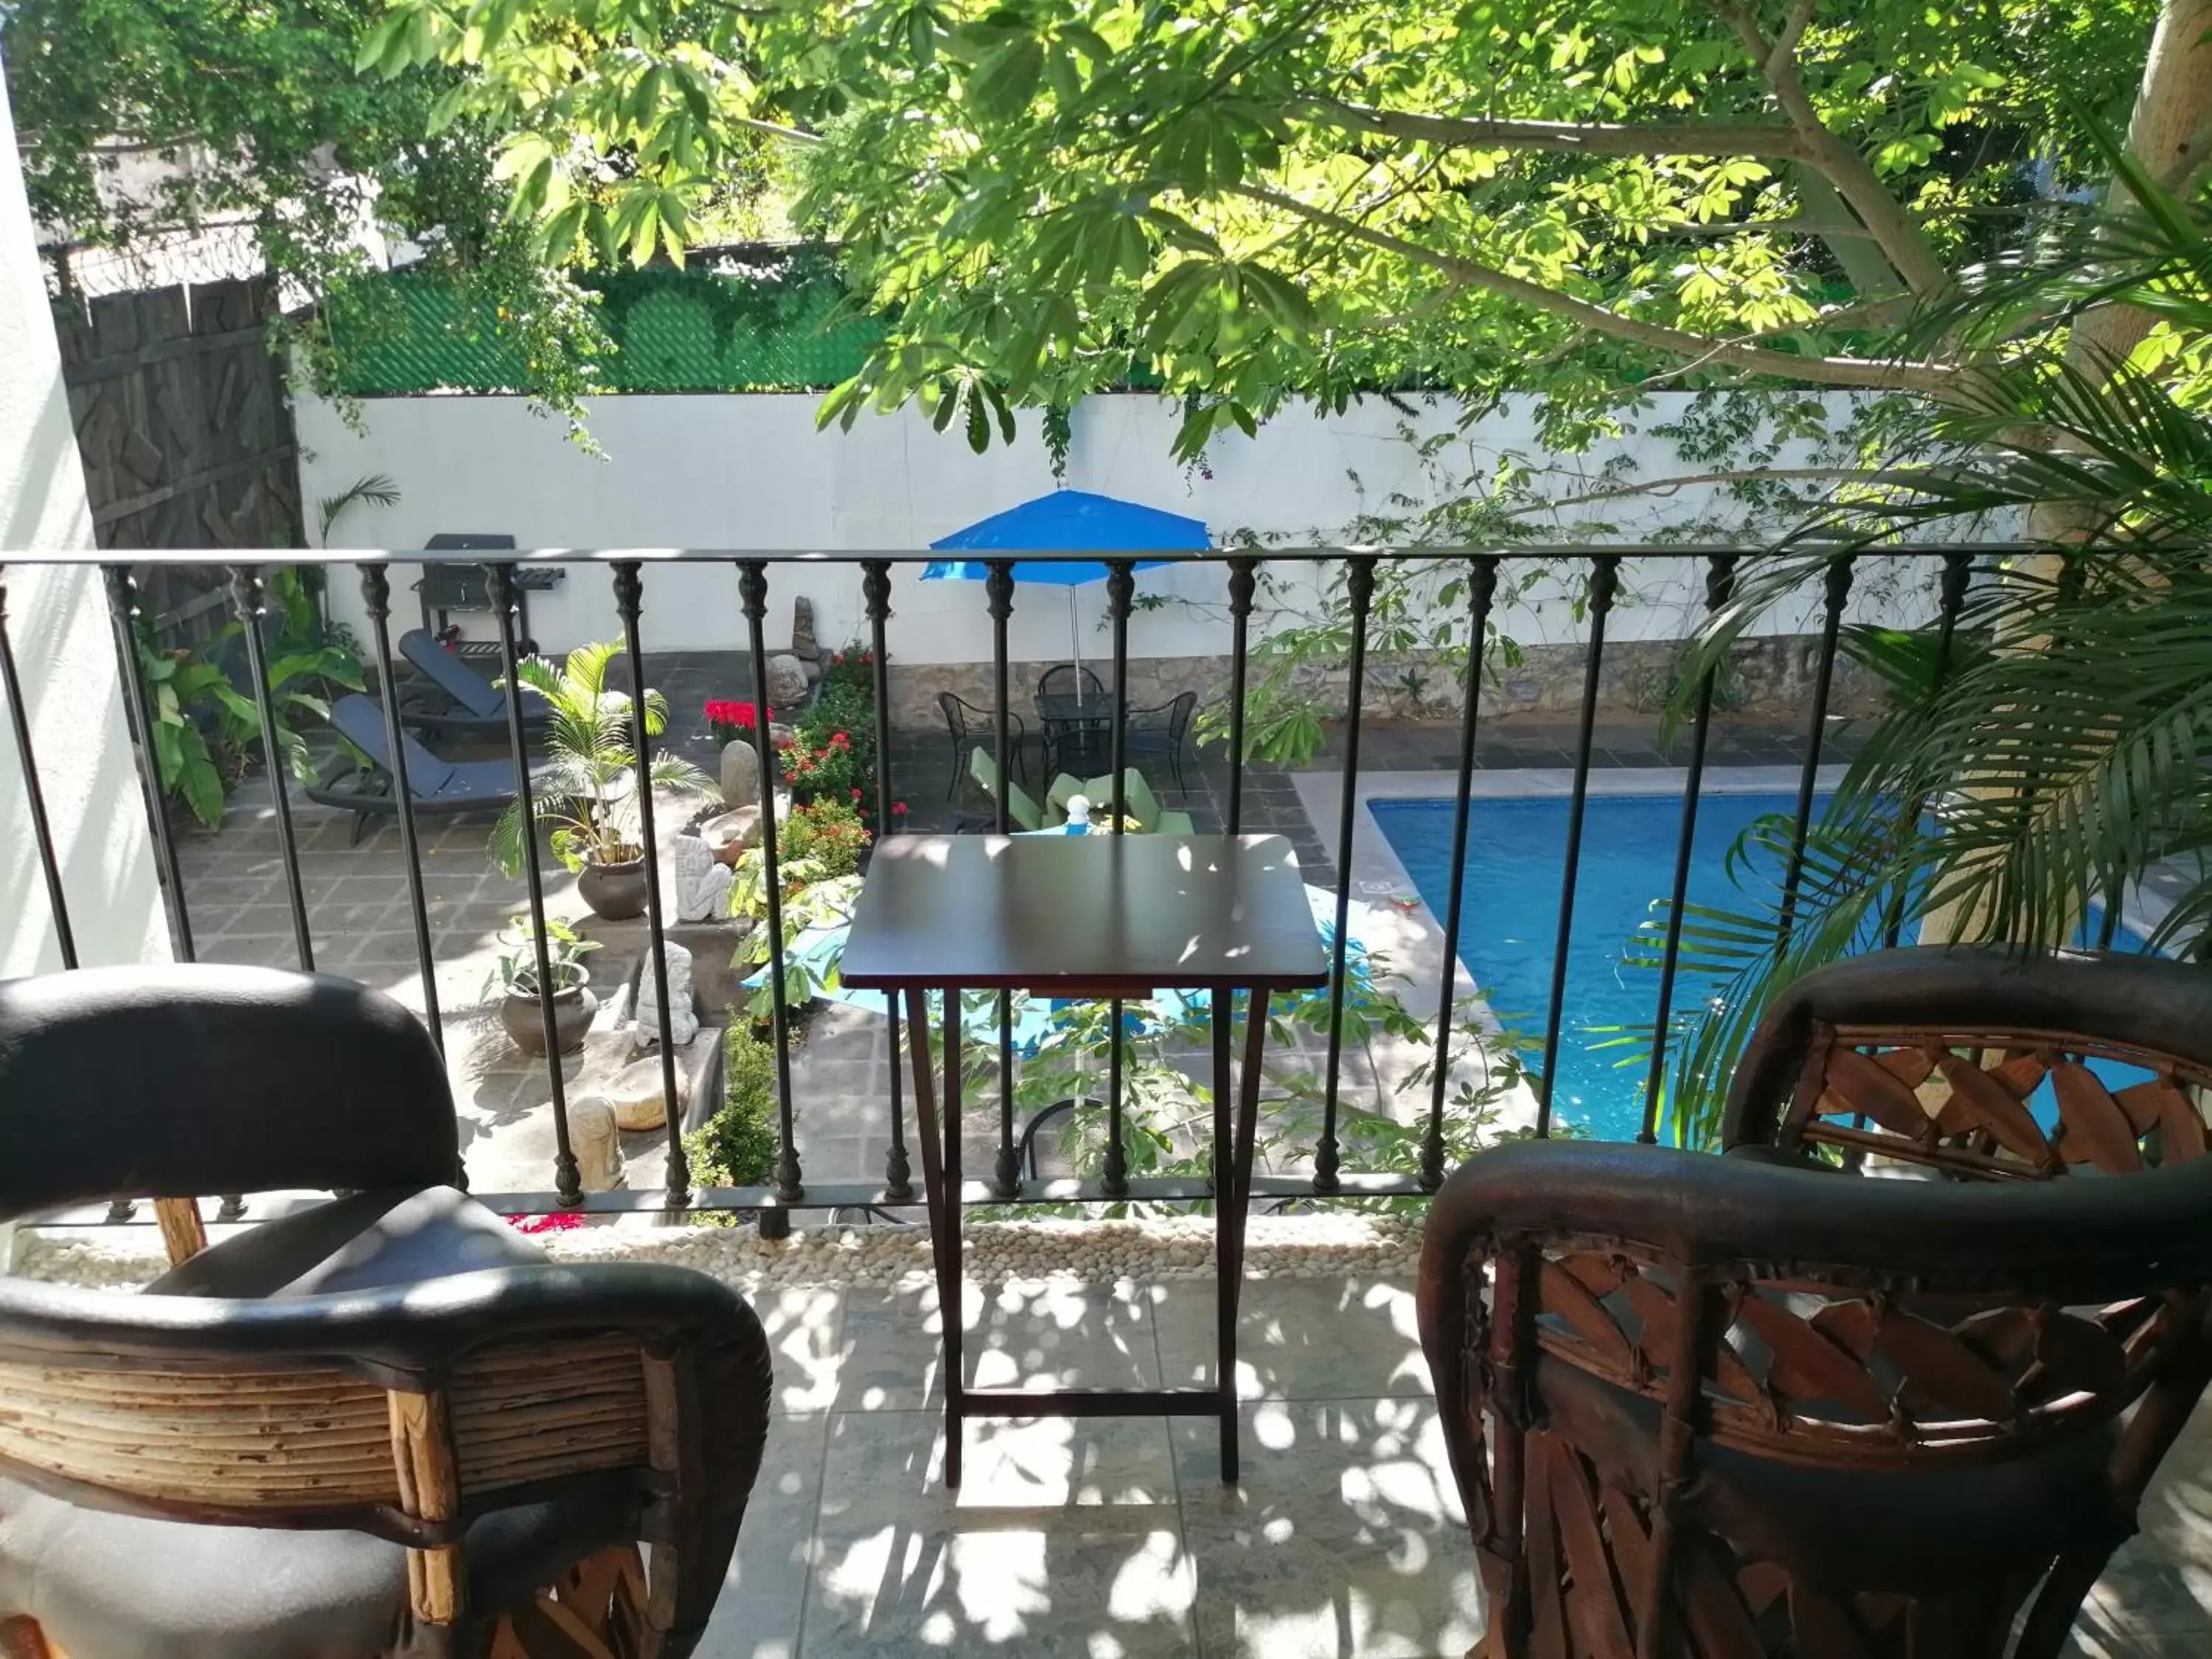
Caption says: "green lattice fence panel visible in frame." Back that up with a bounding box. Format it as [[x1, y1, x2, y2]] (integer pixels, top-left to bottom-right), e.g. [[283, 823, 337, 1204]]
[[333, 260, 883, 394]]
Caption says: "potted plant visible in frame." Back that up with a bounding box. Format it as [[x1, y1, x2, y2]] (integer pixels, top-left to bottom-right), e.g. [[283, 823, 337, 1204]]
[[487, 914, 602, 1055], [490, 641, 713, 919]]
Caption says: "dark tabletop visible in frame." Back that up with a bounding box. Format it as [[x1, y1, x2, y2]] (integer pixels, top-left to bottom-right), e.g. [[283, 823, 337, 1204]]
[[839, 834, 1331, 992], [1034, 692, 1114, 725]]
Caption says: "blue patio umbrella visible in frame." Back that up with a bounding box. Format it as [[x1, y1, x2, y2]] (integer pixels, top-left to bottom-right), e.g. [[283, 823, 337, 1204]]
[[923, 489, 1210, 672]]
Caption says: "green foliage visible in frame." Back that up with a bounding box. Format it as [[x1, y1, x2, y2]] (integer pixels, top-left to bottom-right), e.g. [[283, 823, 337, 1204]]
[[488, 641, 712, 875], [1629, 149, 2212, 1145], [779, 796, 869, 881], [136, 599, 364, 828], [484, 912, 599, 996], [686, 1023, 782, 1209]]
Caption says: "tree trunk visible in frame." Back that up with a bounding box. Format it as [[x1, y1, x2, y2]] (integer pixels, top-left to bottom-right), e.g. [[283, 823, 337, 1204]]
[[1920, 0, 2212, 949]]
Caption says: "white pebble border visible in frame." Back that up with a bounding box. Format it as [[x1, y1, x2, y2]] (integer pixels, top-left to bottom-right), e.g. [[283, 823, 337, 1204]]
[[12, 1213, 1423, 1298]]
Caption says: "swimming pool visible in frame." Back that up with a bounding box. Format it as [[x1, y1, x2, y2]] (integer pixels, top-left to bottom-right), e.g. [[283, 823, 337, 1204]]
[[1371, 790, 2146, 1141], [1373, 792, 1818, 1140]]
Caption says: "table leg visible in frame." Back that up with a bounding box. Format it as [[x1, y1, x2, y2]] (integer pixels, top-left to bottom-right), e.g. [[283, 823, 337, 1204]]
[[902, 987, 961, 1489], [1219, 987, 1273, 1483], [1213, 998, 1238, 1484], [942, 989, 965, 1489]]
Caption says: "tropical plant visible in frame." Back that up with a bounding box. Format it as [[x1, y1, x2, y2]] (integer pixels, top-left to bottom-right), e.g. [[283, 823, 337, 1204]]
[[778, 796, 870, 881], [775, 726, 864, 804], [487, 641, 712, 876], [483, 913, 599, 997], [685, 1022, 782, 1222], [136, 621, 364, 828], [1631, 139, 2212, 1146], [315, 473, 401, 546]]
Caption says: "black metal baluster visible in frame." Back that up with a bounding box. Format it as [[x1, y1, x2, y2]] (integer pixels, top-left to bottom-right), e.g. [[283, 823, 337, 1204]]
[[863, 560, 914, 1202], [358, 566, 442, 1055], [490, 563, 581, 1207], [1882, 550, 1974, 948], [1637, 554, 1738, 1144], [739, 562, 804, 1210], [0, 568, 76, 968], [1315, 554, 1377, 1192], [102, 566, 195, 965], [1534, 554, 1620, 1141], [987, 560, 1019, 1197], [1211, 557, 1258, 1207], [1104, 559, 1135, 1198], [614, 563, 690, 1212], [1421, 557, 1500, 1190], [1775, 554, 1855, 954], [102, 565, 195, 1225], [230, 565, 312, 971]]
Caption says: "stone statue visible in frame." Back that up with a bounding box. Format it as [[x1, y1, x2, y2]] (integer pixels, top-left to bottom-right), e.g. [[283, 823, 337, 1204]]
[[720, 734, 761, 808], [764, 653, 809, 710], [568, 1096, 627, 1191], [633, 941, 700, 1049], [674, 832, 735, 922], [602, 1054, 692, 1133], [790, 596, 821, 661]]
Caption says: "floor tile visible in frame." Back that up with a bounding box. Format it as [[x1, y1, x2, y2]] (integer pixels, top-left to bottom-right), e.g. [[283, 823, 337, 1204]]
[[1150, 1276, 1431, 1402], [821, 1408, 1179, 1514], [838, 1279, 1160, 1411], [1175, 1399, 1480, 1659], [803, 1503, 1195, 1658], [695, 1412, 827, 1659]]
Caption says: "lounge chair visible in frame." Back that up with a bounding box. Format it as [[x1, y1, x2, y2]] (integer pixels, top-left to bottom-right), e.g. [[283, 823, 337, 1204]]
[[1045, 771, 1090, 821], [967, 746, 1053, 832], [394, 627, 551, 739], [307, 693, 519, 845], [1084, 768, 1195, 834]]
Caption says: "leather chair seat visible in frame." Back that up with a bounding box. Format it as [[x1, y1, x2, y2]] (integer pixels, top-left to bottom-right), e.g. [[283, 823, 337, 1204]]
[[0, 1187, 637, 1658]]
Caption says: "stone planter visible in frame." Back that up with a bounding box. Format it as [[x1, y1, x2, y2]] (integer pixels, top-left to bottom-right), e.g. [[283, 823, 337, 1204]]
[[578, 852, 649, 920], [500, 970, 597, 1057]]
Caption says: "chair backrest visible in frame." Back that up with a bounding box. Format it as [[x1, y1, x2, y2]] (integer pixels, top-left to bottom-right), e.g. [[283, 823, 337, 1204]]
[[0, 964, 459, 1220], [937, 689, 970, 740], [1130, 689, 1196, 737], [327, 693, 457, 793], [1037, 663, 1106, 702], [1722, 946, 2212, 1179], [398, 627, 504, 717], [1418, 1138, 2212, 1658], [0, 1259, 770, 1642], [1046, 773, 1088, 819], [967, 746, 1044, 830]]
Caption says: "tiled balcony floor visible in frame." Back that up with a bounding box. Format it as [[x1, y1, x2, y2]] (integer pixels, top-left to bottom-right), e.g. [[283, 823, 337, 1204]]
[[697, 1272, 2212, 1659]]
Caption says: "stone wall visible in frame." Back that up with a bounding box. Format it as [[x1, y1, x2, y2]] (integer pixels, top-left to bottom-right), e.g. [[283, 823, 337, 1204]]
[[887, 633, 1885, 731]]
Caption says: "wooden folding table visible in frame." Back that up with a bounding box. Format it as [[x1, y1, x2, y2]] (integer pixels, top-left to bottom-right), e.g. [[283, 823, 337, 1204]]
[[838, 832, 1329, 1485]]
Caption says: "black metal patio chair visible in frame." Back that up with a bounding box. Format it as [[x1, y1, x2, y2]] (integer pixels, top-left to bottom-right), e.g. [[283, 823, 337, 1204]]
[[936, 691, 1026, 799], [1121, 689, 1197, 791]]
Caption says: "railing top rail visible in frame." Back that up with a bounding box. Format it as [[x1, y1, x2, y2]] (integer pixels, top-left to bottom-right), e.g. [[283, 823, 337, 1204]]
[[1, 540, 2039, 567]]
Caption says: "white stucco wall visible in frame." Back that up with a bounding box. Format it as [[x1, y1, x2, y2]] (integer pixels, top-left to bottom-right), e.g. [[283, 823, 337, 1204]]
[[0, 63, 171, 979], [301, 389, 1935, 660]]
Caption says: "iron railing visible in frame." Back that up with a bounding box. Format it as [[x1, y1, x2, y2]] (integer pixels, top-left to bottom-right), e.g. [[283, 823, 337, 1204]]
[[0, 544, 1997, 1225]]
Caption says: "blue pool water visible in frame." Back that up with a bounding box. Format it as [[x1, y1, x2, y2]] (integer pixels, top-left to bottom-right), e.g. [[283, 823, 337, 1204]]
[[1372, 792, 2146, 1141], [1373, 792, 1816, 1140]]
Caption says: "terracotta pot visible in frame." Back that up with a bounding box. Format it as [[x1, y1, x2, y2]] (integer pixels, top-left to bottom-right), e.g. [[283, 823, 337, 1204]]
[[578, 852, 649, 919], [501, 970, 597, 1056]]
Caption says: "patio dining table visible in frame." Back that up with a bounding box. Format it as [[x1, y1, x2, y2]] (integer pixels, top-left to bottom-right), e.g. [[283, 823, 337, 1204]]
[[1034, 688, 1115, 775], [839, 832, 1329, 1488]]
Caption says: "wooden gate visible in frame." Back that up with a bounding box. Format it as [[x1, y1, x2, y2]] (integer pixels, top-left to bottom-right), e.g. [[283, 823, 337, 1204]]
[[51, 276, 305, 647]]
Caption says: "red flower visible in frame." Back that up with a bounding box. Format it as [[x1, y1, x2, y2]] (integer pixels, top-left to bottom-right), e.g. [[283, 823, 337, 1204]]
[[830, 731, 851, 750], [851, 788, 862, 801], [891, 800, 909, 817], [831, 652, 844, 665], [705, 700, 768, 731], [508, 1212, 585, 1234]]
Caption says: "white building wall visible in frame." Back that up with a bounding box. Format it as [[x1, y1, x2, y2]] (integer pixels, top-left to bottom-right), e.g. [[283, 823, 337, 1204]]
[[301, 389, 1924, 660], [0, 60, 171, 981]]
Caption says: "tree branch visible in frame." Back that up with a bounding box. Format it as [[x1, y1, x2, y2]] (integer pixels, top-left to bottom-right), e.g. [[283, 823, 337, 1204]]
[[1713, 1, 1950, 297], [1303, 100, 1806, 160], [1230, 182, 1962, 395]]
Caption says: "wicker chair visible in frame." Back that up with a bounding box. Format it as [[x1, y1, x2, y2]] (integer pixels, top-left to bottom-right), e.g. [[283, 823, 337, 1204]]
[[1721, 946, 2212, 1179], [0, 964, 773, 1659], [1419, 950, 2212, 1659]]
